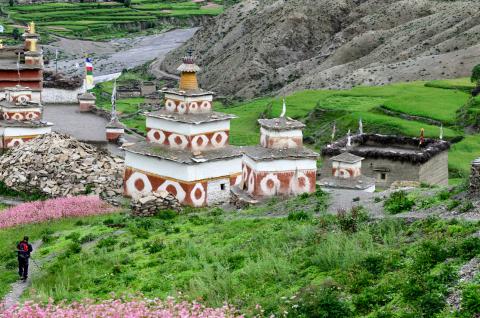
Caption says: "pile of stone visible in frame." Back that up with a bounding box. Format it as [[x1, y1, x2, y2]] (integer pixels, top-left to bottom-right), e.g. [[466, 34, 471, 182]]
[[0, 132, 124, 204], [130, 191, 181, 216]]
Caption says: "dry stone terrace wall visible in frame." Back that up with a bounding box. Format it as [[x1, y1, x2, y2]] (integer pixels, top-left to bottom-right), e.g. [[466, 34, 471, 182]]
[[0, 132, 124, 205], [130, 191, 181, 216]]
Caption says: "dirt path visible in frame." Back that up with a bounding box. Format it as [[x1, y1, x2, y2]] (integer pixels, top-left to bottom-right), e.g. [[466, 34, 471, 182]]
[[43, 28, 198, 77]]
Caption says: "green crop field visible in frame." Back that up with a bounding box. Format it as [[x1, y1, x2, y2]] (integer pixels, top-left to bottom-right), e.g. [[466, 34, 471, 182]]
[[3, 0, 230, 40], [213, 79, 477, 178]]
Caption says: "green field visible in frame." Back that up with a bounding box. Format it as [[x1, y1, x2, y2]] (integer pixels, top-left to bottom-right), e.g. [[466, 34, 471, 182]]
[[0, 191, 479, 317], [3, 0, 230, 40], [214, 80, 475, 177]]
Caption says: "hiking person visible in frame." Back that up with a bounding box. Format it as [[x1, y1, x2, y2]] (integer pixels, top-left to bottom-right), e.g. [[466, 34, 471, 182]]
[[17, 236, 33, 282]]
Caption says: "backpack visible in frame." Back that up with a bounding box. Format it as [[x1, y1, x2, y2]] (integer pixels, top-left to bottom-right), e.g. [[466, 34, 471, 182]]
[[19, 242, 28, 252], [18, 242, 29, 258]]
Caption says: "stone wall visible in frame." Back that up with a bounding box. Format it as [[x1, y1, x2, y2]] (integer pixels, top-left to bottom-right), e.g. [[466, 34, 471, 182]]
[[42, 86, 84, 104], [321, 152, 448, 188], [321, 156, 420, 189], [469, 158, 480, 194], [206, 178, 231, 205], [419, 151, 449, 186]]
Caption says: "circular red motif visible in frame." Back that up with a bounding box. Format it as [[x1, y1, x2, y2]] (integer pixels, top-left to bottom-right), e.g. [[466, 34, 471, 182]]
[[267, 179, 274, 188], [298, 177, 306, 187], [153, 131, 161, 140], [194, 188, 203, 199], [13, 141, 19, 146], [197, 137, 204, 145], [216, 134, 223, 143], [166, 184, 177, 196], [134, 179, 145, 191], [175, 136, 182, 144]]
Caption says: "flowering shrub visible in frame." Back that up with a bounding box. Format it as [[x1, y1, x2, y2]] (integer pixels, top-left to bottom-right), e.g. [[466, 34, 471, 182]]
[[0, 196, 114, 229], [0, 297, 244, 318]]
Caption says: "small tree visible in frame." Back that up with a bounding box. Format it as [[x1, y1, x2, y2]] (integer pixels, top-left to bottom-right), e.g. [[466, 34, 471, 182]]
[[124, 0, 131, 7], [471, 64, 480, 87], [471, 64, 480, 96], [12, 28, 20, 40], [9, 0, 14, 7]]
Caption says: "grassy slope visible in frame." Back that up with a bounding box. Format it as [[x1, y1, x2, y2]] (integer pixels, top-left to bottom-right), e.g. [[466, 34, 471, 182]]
[[0, 192, 478, 317], [92, 70, 149, 132], [0, 214, 117, 298], [214, 79, 475, 177]]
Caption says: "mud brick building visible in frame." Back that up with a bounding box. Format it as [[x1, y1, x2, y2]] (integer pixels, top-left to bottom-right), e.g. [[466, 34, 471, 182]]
[[123, 52, 242, 206], [321, 134, 450, 188]]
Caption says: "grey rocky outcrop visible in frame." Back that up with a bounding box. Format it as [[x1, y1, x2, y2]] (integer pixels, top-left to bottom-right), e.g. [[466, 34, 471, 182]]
[[160, 0, 480, 99], [130, 191, 181, 217], [0, 132, 124, 204]]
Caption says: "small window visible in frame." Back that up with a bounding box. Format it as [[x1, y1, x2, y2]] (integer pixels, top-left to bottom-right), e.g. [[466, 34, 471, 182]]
[[380, 173, 386, 180], [220, 183, 226, 190]]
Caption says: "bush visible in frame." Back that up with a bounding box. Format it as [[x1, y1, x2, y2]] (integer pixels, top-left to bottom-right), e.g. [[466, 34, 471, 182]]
[[97, 237, 117, 250], [157, 209, 178, 220], [143, 238, 166, 254], [288, 281, 353, 318], [65, 232, 81, 243], [288, 211, 311, 221], [383, 191, 414, 214], [65, 242, 82, 256], [4, 258, 17, 270], [336, 206, 368, 233], [79, 233, 98, 244], [460, 201, 474, 213], [447, 200, 461, 211], [461, 284, 480, 316]]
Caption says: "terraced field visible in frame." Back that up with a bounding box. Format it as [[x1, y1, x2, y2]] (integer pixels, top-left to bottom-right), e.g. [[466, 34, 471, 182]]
[[4, 0, 227, 40], [214, 78, 477, 178]]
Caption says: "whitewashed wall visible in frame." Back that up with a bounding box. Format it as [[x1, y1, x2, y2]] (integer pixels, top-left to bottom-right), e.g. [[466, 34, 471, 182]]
[[42, 86, 85, 104]]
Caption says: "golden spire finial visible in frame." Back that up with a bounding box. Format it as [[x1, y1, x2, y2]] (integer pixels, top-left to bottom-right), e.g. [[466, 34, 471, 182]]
[[28, 21, 35, 34], [177, 49, 200, 91]]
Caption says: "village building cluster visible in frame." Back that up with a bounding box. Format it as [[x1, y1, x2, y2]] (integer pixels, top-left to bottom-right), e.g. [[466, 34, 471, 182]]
[[0, 21, 466, 209]]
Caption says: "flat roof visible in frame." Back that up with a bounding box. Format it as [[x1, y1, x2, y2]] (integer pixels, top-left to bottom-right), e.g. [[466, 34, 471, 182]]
[[242, 145, 319, 161], [322, 134, 450, 164], [162, 87, 213, 97], [330, 152, 364, 164], [258, 117, 305, 131], [0, 120, 52, 128], [318, 175, 376, 191], [123, 141, 242, 164], [147, 109, 236, 124]]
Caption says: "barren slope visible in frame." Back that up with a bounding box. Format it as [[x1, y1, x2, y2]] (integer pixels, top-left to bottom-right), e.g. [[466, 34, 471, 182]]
[[158, 0, 480, 99]]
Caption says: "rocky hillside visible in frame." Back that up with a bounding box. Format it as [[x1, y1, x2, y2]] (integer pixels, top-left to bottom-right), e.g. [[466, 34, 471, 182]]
[[159, 0, 480, 99]]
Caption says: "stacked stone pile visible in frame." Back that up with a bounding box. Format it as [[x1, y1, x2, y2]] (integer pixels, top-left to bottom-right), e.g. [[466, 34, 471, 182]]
[[130, 191, 181, 216], [0, 132, 124, 204]]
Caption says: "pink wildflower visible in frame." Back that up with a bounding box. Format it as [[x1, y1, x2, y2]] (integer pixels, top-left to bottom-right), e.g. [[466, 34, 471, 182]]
[[0, 196, 115, 229], [0, 297, 244, 318]]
